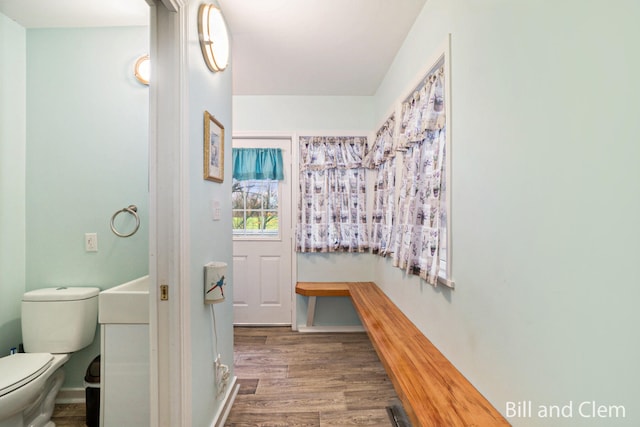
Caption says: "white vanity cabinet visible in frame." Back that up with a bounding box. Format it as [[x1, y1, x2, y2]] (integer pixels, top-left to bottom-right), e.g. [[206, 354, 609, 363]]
[[99, 324, 149, 427], [98, 276, 150, 427]]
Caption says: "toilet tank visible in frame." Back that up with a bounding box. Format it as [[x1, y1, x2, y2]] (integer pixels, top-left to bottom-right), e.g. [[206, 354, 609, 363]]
[[22, 287, 100, 353]]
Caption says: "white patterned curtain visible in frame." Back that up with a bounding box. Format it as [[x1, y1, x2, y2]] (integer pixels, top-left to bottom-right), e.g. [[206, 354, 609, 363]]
[[366, 117, 396, 256], [391, 66, 447, 285], [296, 136, 369, 253]]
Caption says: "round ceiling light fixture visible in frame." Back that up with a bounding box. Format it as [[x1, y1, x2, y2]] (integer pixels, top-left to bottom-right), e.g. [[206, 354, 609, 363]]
[[198, 4, 230, 72]]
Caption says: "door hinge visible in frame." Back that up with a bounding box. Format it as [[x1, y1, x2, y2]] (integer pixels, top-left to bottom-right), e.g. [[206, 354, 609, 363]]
[[160, 284, 169, 301]]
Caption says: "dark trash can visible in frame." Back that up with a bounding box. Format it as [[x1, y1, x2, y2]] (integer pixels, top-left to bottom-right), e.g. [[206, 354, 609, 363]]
[[84, 355, 100, 427]]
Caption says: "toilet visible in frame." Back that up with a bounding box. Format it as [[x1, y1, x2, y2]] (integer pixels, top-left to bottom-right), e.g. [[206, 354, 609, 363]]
[[0, 287, 99, 427]]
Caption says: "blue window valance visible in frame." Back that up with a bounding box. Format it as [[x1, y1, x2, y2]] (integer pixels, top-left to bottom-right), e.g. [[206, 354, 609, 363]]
[[232, 148, 284, 181]]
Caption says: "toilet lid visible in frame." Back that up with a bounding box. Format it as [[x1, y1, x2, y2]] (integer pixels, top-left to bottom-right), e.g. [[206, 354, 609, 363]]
[[0, 353, 53, 397], [23, 287, 99, 302]]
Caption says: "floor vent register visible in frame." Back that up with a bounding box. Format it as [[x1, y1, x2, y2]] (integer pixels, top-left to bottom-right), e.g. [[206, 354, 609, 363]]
[[386, 399, 412, 427]]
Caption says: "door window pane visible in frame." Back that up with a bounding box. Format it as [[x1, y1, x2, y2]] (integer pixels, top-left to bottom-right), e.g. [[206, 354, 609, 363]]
[[232, 179, 279, 237]]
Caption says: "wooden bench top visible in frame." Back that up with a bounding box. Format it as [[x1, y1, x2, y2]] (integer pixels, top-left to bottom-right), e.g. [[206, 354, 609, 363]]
[[296, 282, 509, 427], [295, 281, 358, 297]]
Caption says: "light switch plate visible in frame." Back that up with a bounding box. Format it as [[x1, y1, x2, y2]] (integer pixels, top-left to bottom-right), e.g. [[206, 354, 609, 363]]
[[85, 233, 98, 252], [212, 200, 221, 221]]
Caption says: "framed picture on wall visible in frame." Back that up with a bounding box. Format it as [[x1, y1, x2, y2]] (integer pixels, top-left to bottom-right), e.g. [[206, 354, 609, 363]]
[[204, 111, 224, 182]]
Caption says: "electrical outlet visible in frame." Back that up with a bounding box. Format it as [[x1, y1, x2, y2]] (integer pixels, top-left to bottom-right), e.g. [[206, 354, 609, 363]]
[[214, 354, 230, 399], [85, 233, 98, 252]]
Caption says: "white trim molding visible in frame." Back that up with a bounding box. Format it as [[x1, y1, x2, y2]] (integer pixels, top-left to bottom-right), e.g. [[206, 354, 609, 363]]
[[212, 377, 240, 427], [55, 388, 85, 404], [297, 325, 365, 333], [148, 0, 190, 426]]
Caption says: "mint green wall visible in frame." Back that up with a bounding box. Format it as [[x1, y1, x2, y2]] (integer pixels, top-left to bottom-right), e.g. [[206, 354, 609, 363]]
[[233, 95, 374, 131], [187, 2, 235, 424], [0, 13, 26, 357], [297, 253, 374, 327], [233, 95, 375, 326], [373, 0, 640, 425], [26, 26, 149, 388]]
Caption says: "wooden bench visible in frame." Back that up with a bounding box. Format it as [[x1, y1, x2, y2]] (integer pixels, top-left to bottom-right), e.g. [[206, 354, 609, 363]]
[[295, 282, 355, 328], [296, 281, 509, 427]]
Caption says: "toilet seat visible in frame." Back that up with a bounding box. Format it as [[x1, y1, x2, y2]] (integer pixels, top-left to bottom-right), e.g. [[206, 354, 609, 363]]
[[0, 353, 53, 397]]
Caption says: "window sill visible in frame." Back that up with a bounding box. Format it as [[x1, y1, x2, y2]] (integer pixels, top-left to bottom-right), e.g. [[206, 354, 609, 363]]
[[232, 235, 282, 242], [437, 273, 455, 289]]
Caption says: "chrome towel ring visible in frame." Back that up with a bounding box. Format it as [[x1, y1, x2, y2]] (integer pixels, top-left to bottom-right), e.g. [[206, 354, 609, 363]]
[[110, 205, 140, 237]]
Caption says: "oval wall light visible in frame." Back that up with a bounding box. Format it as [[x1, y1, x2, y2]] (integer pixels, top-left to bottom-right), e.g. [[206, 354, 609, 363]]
[[134, 54, 150, 85], [197, 4, 230, 72]]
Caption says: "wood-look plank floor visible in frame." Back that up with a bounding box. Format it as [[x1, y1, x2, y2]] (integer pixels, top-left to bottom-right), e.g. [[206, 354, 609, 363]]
[[226, 327, 397, 426], [51, 402, 86, 426], [52, 327, 398, 426]]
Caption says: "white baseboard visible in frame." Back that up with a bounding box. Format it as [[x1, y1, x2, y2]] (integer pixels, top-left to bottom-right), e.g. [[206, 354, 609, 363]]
[[297, 325, 365, 333], [56, 387, 86, 404], [212, 376, 239, 427]]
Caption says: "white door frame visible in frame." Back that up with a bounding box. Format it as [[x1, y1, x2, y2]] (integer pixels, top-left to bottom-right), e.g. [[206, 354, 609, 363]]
[[148, 0, 191, 425], [232, 131, 299, 330]]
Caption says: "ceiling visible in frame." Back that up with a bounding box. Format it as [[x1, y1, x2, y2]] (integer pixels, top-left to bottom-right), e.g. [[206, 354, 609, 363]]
[[0, 0, 149, 28], [0, 0, 426, 96]]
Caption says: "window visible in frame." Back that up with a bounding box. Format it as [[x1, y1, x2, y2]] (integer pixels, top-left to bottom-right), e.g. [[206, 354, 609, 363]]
[[232, 179, 279, 237], [295, 136, 369, 253], [389, 53, 453, 288]]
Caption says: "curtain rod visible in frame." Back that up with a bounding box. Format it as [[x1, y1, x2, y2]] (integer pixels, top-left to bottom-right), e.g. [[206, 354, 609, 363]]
[[403, 55, 445, 104], [376, 114, 395, 137]]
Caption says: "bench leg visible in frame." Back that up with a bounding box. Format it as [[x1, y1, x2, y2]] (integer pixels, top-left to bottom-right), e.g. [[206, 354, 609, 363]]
[[306, 296, 317, 327]]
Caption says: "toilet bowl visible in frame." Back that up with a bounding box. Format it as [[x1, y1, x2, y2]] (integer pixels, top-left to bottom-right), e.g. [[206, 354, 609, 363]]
[[0, 287, 99, 427], [0, 354, 69, 427]]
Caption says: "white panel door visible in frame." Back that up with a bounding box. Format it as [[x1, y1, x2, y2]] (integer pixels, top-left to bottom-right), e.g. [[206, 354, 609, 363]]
[[232, 138, 293, 325]]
